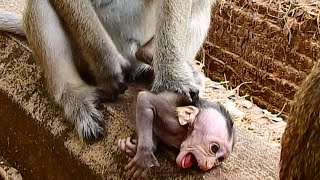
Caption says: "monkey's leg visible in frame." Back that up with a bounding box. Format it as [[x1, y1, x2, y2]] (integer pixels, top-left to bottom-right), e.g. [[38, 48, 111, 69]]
[[151, 0, 198, 101], [152, 0, 213, 101], [136, 39, 204, 96], [184, 2, 212, 93], [50, 0, 129, 98], [24, 0, 105, 140]]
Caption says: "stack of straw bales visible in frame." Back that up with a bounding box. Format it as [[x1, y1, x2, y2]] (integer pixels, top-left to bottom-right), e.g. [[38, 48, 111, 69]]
[[203, 0, 320, 117]]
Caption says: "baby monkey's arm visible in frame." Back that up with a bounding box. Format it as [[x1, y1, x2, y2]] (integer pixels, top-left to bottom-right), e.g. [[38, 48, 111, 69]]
[[123, 91, 163, 179], [119, 91, 184, 179]]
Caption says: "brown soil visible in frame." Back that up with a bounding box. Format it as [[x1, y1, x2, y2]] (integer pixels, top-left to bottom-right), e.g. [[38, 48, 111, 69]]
[[0, 90, 99, 180]]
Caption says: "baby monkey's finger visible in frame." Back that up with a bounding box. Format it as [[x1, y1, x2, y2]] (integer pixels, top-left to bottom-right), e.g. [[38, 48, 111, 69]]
[[126, 137, 137, 151], [125, 158, 135, 171], [126, 165, 138, 179], [132, 168, 144, 179], [117, 139, 125, 152], [131, 139, 137, 144], [141, 169, 151, 180]]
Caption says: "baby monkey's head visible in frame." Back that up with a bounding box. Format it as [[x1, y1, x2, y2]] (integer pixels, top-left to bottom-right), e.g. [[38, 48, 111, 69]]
[[175, 99, 235, 171]]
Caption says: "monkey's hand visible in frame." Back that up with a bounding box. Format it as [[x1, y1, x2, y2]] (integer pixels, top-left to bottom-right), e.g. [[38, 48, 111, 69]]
[[125, 147, 160, 179], [151, 65, 200, 102], [97, 57, 130, 101]]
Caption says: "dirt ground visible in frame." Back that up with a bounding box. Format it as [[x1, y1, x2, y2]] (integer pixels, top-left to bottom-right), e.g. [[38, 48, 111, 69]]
[[0, 91, 98, 179]]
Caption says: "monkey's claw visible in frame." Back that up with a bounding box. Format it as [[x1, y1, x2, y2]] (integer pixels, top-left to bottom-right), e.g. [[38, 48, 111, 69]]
[[152, 79, 200, 102]]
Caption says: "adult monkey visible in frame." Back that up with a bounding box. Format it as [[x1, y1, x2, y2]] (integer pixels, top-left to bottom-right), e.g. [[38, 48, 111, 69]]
[[280, 61, 320, 179], [0, 0, 214, 140]]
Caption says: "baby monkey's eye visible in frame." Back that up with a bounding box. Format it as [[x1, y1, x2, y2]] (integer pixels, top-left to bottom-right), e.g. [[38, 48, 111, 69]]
[[210, 143, 220, 153]]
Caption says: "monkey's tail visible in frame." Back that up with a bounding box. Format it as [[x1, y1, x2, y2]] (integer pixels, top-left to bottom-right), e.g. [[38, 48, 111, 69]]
[[0, 10, 24, 36]]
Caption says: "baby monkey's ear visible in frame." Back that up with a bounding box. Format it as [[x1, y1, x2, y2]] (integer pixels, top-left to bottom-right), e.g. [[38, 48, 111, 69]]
[[176, 106, 199, 126]]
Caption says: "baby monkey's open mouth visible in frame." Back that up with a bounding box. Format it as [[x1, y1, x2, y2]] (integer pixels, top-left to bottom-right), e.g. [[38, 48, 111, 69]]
[[180, 152, 197, 169]]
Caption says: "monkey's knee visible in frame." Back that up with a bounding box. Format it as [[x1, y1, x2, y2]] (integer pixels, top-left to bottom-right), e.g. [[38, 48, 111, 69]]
[[59, 84, 106, 141]]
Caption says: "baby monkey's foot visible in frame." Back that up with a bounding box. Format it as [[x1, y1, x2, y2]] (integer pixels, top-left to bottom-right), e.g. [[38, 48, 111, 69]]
[[118, 137, 137, 158]]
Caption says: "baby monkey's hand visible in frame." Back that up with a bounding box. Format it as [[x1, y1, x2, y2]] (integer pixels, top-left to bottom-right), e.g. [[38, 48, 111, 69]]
[[118, 137, 137, 158], [125, 147, 160, 179]]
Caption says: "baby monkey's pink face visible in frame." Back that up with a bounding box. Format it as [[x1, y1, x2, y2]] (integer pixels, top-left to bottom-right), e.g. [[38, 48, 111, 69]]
[[175, 106, 234, 171]]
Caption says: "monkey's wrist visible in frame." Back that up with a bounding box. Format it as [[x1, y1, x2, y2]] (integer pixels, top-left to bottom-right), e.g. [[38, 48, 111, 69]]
[[137, 145, 154, 152], [154, 73, 193, 83]]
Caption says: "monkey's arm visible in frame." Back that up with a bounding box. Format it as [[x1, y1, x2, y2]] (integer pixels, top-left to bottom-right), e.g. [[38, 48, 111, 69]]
[[49, 0, 129, 89], [125, 91, 160, 178], [152, 0, 198, 101]]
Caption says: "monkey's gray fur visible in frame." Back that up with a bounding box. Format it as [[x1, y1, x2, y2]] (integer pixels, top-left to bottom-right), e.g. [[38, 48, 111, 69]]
[[0, 0, 215, 140]]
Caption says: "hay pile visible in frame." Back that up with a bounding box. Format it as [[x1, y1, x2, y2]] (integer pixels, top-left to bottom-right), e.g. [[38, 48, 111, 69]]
[[204, 0, 320, 117]]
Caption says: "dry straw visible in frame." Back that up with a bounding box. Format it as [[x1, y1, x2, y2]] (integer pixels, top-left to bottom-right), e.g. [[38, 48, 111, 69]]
[[216, 0, 320, 43]]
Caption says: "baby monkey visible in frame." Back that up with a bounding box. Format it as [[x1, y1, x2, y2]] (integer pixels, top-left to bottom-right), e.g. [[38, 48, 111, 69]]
[[118, 91, 235, 179]]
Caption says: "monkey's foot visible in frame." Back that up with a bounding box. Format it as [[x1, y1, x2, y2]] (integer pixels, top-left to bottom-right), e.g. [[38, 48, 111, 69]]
[[118, 137, 137, 158], [61, 85, 106, 141]]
